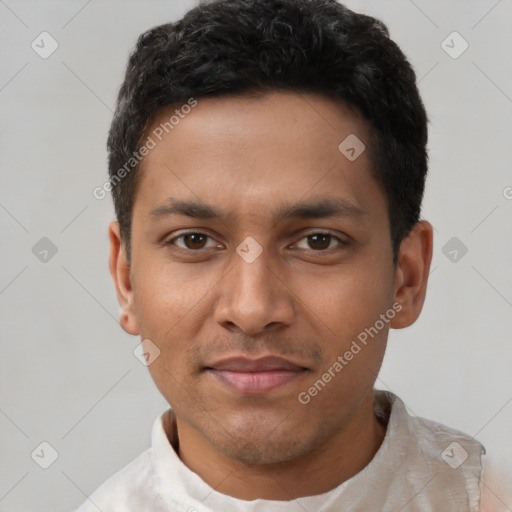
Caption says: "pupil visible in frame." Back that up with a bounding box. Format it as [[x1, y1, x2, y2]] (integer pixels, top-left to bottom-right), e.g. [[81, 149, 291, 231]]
[[309, 234, 330, 250], [185, 234, 206, 249]]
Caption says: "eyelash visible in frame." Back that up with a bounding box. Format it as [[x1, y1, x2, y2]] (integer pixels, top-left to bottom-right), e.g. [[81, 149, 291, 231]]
[[164, 230, 350, 252]]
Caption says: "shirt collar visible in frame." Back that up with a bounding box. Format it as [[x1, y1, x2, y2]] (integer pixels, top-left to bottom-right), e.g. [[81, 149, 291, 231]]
[[149, 390, 484, 511]]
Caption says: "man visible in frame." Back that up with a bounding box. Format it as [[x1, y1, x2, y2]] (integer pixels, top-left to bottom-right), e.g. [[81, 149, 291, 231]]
[[77, 0, 486, 510]]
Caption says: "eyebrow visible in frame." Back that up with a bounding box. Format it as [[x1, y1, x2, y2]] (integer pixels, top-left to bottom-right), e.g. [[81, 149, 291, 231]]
[[148, 197, 366, 223]]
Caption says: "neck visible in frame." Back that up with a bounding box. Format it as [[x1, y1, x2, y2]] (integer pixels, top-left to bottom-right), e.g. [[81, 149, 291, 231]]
[[170, 395, 386, 500]]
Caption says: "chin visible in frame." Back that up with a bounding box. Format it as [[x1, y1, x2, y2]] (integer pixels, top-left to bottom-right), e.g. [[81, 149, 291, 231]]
[[207, 412, 327, 467], [219, 433, 308, 467]]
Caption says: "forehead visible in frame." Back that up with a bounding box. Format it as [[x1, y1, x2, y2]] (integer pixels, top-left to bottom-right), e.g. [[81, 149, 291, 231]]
[[134, 91, 385, 224]]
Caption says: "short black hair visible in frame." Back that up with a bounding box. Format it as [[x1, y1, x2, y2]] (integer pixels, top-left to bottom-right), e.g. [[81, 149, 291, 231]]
[[107, 0, 428, 261]]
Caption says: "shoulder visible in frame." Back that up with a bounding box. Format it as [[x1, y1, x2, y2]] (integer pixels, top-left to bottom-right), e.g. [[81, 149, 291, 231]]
[[381, 390, 485, 462], [406, 403, 485, 471], [72, 448, 161, 512], [383, 391, 485, 511]]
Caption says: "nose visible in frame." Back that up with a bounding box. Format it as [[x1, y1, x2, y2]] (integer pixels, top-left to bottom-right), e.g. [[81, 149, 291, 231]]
[[213, 245, 295, 336]]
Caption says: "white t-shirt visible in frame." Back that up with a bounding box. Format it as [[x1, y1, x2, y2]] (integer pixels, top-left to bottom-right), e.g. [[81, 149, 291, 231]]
[[73, 390, 485, 511]]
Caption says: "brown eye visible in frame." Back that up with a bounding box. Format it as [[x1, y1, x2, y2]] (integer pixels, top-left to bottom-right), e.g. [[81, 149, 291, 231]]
[[307, 233, 332, 250], [293, 231, 348, 252], [182, 233, 208, 249], [167, 232, 218, 250]]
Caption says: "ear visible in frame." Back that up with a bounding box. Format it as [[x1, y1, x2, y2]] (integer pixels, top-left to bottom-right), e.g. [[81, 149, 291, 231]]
[[108, 221, 139, 335], [390, 221, 433, 329]]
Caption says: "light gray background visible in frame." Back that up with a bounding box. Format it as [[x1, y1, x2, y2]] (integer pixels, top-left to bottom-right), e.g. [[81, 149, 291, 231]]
[[1, 1, 511, 511]]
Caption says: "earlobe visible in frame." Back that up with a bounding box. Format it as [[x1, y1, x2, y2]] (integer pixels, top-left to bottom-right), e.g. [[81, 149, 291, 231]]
[[390, 221, 433, 329], [108, 221, 139, 336]]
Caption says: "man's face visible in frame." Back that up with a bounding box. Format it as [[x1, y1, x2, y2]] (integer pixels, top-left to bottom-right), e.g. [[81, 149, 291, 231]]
[[119, 92, 399, 465]]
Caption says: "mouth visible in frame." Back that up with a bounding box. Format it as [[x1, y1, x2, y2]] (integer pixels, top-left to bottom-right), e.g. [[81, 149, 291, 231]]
[[204, 355, 309, 395]]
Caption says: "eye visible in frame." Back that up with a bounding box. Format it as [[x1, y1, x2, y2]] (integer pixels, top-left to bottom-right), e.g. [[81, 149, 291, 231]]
[[294, 232, 347, 251], [166, 231, 221, 251]]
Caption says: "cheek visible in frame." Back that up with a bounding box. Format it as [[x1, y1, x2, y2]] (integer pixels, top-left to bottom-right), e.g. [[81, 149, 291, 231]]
[[130, 257, 224, 398], [294, 259, 393, 398], [131, 257, 218, 337], [297, 261, 394, 339], [131, 260, 210, 406]]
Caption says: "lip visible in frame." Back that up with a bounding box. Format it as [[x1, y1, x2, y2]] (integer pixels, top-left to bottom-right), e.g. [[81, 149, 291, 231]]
[[205, 356, 308, 395]]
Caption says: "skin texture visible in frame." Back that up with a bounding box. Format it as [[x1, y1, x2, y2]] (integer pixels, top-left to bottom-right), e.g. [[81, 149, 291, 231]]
[[109, 91, 433, 500]]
